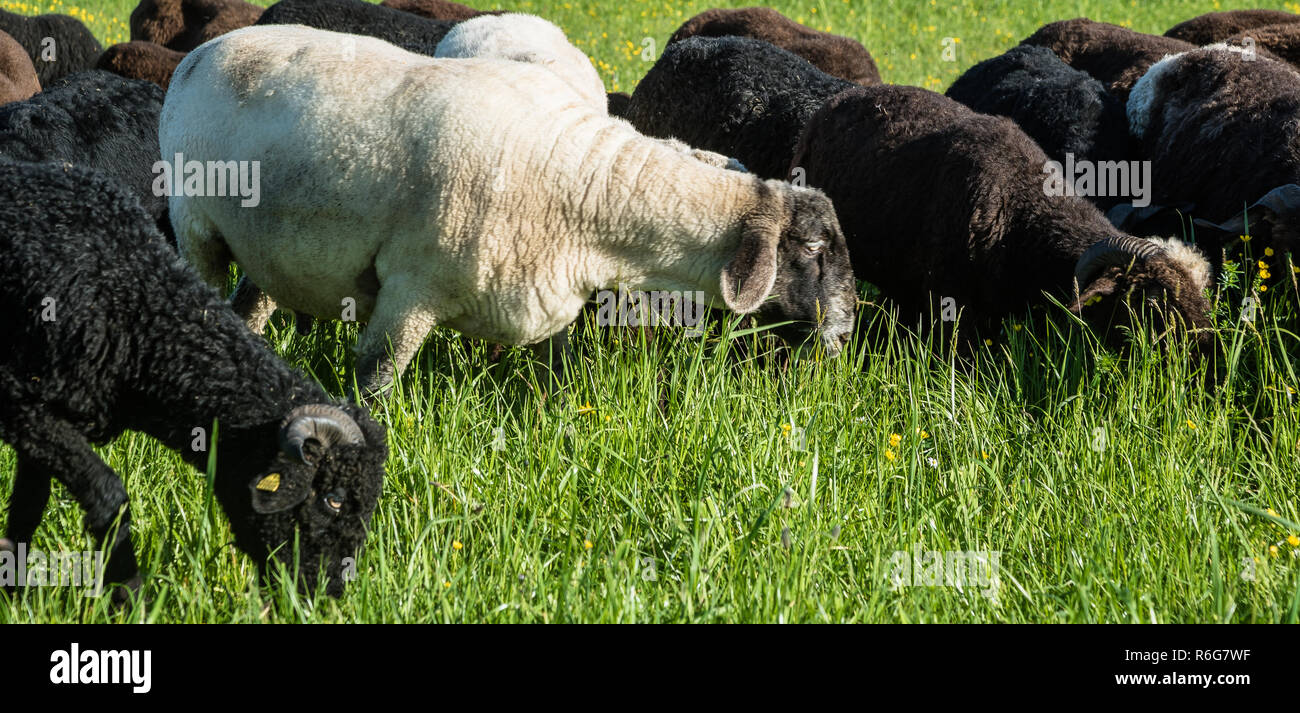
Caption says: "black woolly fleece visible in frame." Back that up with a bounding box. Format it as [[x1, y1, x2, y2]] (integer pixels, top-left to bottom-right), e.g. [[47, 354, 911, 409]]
[[0, 160, 387, 598]]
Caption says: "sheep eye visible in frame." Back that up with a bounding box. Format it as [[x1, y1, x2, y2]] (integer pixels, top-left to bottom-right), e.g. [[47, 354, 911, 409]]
[[804, 240, 826, 254], [324, 492, 345, 512]]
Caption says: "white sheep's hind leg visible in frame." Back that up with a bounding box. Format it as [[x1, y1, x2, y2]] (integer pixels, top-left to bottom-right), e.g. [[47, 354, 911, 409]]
[[230, 276, 279, 334], [352, 288, 439, 402]]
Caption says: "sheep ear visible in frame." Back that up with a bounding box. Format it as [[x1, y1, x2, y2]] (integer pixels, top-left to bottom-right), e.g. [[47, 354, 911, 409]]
[[249, 470, 313, 514], [720, 219, 779, 313], [1070, 276, 1119, 314]]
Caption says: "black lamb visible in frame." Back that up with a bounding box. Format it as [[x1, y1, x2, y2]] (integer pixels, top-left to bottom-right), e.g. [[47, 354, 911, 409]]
[[790, 85, 1213, 347], [945, 44, 1135, 209], [1020, 18, 1196, 101], [1165, 9, 1300, 45], [0, 70, 172, 243], [0, 159, 388, 602], [624, 35, 853, 180], [256, 0, 455, 56], [0, 9, 101, 86]]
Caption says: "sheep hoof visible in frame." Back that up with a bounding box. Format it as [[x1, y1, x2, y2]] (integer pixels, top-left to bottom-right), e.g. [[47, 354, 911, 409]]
[[108, 575, 144, 611]]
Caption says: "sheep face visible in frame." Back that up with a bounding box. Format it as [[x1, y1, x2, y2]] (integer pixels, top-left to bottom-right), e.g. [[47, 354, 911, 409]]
[[1070, 237, 1213, 348], [734, 187, 857, 355], [239, 405, 387, 597]]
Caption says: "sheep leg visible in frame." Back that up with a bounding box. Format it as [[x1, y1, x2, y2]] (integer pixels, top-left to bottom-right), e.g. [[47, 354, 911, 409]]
[[11, 413, 140, 601], [230, 276, 279, 334], [4, 455, 52, 548], [352, 290, 437, 401]]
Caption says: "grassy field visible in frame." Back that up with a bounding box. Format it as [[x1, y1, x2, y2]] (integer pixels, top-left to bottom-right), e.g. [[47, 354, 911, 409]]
[[2, 0, 1299, 623]]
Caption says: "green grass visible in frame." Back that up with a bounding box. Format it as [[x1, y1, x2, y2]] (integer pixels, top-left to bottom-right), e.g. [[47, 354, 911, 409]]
[[2, 0, 1299, 623]]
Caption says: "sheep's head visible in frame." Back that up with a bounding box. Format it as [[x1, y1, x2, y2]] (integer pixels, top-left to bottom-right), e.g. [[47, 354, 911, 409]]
[[721, 183, 857, 355], [1069, 235, 1213, 348], [244, 404, 387, 597]]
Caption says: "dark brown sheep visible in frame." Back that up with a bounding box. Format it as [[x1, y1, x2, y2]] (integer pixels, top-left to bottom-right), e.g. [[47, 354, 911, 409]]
[[668, 7, 880, 85], [380, 0, 500, 21], [1222, 23, 1300, 69], [0, 29, 39, 105], [96, 41, 186, 90], [130, 0, 263, 52], [1164, 9, 1299, 45], [1128, 46, 1300, 258], [790, 85, 1212, 346], [1021, 18, 1195, 101]]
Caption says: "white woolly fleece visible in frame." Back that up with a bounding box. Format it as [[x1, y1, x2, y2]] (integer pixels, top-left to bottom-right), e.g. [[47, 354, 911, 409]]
[[1145, 236, 1212, 294], [435, 13, 607, 110]]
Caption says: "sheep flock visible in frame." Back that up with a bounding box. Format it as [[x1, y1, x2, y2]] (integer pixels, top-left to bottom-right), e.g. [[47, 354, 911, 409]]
[[0, 0, 1297, 609]]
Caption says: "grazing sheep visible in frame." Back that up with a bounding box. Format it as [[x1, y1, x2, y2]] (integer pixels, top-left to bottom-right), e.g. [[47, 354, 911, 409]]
[[1165, 9, 1299, 45], [256, 0, 455, 56], [0, 30, 39, 105], [0, 71, 172, 242], [1128, 45, 1300, 258], [381, 0, 499, 21], [434, 13, 604, 109], [791, 85, 1212, 345], [162, 26, 857, 397], [0, 159, 387, 601], [625, 36, 853, 179], [96, 41, 186, 90], [1020, 18, 1195, 100], [1223, 23, 1300, 69], [945, 45, 1133, 207], [668, 7, 880, 85], [129, 0, 263, 52], [0, 9, 102, 86]]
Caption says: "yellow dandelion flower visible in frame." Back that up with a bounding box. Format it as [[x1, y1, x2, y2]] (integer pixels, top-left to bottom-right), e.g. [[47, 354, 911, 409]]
[[1268, 508, 1280, 518], [1270, 545, 1279, 557], [1260, 269, 1271, 279], [1241, 234, 1252, 242], [984, 338, 993, 346], [1259, 284, 1268, 292], [889, 433, 902, 448], [1186, 420, 1197, 429], [1258, 260, 1269, 270], [1288, 535, 1300, 547], [981, 451, 990, 460], [452, 540, 463, 550], [1265, 247, 1275, 256], [444, 580, 451, 588], [583, 539, 593, 550], [885, 449, 896, 461], [918, 429, 930, 439], [577, 401, 595, 415]]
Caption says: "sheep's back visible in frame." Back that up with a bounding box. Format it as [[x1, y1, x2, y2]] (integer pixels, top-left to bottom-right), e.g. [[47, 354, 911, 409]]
[[626, 36, 852, 179]]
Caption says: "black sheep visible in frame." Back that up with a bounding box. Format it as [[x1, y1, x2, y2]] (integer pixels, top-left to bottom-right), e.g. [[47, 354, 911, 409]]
[[0, 9, 101, 86], [0, 159, 387, 602], [1127, 46, 1300, 258], [0, 70, 171, 243], [790, 85, 1213, 346], [256, 0, 455, 56], [624, 36, 853, 180], [945, 45, 1134, 210]]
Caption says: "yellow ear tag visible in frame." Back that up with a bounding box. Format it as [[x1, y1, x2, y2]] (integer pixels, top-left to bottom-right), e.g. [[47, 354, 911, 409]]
[[256, 473, 282, 492]]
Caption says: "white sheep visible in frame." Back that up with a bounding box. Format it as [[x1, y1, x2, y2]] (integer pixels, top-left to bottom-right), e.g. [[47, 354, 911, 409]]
[[161, 26, 856, 397], [434, 13, 605, 109]]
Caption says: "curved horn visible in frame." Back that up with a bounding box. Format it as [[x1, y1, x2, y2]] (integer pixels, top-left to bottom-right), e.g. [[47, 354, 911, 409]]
[[279, 404, 365, 465], [1074, 236, 1165, 288]]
